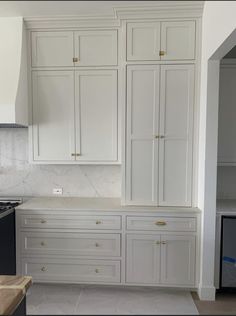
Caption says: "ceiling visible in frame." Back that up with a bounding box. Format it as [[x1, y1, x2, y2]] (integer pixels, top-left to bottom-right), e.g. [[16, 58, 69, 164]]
[[0, 1, 164, 18]]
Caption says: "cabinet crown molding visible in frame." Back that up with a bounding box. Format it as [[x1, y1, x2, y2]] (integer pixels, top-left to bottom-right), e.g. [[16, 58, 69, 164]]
[[24, 1, 204, 29]]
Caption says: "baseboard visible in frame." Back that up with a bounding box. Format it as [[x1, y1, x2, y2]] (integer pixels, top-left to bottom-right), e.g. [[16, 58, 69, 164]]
[[197, 285, 216, 301]]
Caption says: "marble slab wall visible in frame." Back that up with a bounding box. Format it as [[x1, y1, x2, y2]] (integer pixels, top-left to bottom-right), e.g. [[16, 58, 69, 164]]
[[0, 129, 121, 197]]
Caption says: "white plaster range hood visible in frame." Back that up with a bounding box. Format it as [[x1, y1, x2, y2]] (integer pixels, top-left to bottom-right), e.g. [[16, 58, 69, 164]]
[[0, 17, 28, 127]]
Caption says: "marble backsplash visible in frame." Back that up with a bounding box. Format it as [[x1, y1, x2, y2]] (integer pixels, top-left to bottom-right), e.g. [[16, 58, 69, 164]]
[[0, 128, 121, 197]]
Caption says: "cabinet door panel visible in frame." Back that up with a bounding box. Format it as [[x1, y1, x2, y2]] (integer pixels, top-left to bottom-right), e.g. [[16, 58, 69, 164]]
[[126, 66, 159, 205], [126, 234, 160, 284], [127, 22, 161, 61], [160, 235, 195, 286], [75, 70, 118, 161], [161, 21, 195, 60], [74, 30, 117, 66], [31, 31, 74, 67], [32, 71, 75, 161], [159, 65, 194, 206]]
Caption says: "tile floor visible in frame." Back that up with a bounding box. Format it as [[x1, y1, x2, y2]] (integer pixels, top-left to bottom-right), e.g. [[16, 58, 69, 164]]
[[26, 283, 199, 315]]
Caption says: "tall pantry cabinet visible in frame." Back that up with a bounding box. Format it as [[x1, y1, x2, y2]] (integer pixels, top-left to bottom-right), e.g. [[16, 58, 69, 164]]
[[124, 20, 196, 207]]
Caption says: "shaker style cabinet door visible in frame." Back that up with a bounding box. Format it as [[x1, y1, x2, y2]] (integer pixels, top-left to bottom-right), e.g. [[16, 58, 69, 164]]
[[32, 71, 75, 161], [126, 22, 161, 61], [160, 235, 195, 286], [160, 21, 195, 60], [126, 65, 160, 205], [31, 31, 74, 67], [74, 30, 118, 66], [159, 65, 194, 206], [75, 70, 118, 162], [126, 234, 161, 284]]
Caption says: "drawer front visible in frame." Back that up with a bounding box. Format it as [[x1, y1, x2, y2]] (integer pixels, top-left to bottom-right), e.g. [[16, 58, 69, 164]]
[[20, 214, 121, 230], [126, 216, 196, 232], [22, 258, 120, 283], [20, 232, 121, 257]]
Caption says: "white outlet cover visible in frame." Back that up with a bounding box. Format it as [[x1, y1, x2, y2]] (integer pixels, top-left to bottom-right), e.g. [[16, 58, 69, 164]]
[[53, 188, 63, 195]]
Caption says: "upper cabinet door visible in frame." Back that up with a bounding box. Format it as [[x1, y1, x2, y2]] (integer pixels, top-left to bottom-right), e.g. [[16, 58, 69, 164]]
[[31, 31, 74, 67], [75, 70, 118, 162], [159, 65, 194, 207], [74, 30, 118, 66], [160, 21, 195, 60], [32, 71, 75, 161], [127, 22, 161, 61], [126, 65, 159, 205]]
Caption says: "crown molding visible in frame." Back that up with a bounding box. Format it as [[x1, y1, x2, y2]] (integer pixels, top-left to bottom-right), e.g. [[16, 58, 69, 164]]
[[24, 2, 204, 30]]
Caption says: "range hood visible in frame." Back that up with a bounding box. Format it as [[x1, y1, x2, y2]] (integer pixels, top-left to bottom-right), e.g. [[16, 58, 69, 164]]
[[0, 17, 28, 127]]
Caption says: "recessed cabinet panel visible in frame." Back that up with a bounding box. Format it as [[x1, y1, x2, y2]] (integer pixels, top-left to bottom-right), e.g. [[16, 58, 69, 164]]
[[32, 71, 75, 161], [160, 235, 195, 286], [159, 65, 194, 206], [75, 70, 118, 161], [31, 31, 74, 67], [74, 30, 117, 66], [161, 21, 195, 60], [127, 22, 161, 61], [126, 234, 160, 284]]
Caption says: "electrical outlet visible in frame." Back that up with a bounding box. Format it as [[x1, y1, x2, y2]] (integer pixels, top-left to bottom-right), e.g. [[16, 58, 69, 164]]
[[53, 188, 63, 195]]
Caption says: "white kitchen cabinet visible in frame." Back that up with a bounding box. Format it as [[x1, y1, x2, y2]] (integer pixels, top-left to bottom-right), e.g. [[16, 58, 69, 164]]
[[126, 65, 194, 206], [126, 234, 161, 284], [160, 235, 195, 286], [159, 65, 194, 206], [126, 65, 159, 205], [75, 70, 118, 162], [126, 21, 195, 61], [31, 70, 118, 163], [160, 21, 195, 60], [126, 22, 161, 61], [126, 234, 195, 286], [31, 31, 74, 67], [218, 65, 236, 165], [74, 30, 117, 66], [32, 71, 75, 161], [31, 30, 117, 67]]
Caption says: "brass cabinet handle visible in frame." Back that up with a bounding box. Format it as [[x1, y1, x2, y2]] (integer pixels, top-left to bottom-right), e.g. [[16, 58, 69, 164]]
[[95, 242, 100, 247], [40, 241, 46, 246], [161, 241, 167, 245], [159, 135, 165, 139], [41, 267, 46, 272], [154, 135, 159, 139], [155, 221, 167, 226], [73, 57, 79, 62], [71, 153, 76, 157], [95, 268, 99, 273], [40, 220, 46, 224], [159, 50, 165, 56], [96, 220, 102, 225], [76, 153, 81, 157]]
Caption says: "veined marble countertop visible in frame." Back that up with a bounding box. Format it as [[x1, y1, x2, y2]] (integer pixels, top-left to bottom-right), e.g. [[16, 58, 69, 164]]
[[16, 197, 201, 213], [217, 199, 236, 214], [0, 275, 32, 315]]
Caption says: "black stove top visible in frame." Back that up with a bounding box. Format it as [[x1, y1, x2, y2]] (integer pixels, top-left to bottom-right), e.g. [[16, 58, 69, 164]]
[[0, 201, 20, 214]]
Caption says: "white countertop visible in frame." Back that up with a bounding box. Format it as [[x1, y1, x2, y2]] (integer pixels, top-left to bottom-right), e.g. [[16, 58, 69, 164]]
[[217, 199, 236, 214], [15, 197, 201, 213]]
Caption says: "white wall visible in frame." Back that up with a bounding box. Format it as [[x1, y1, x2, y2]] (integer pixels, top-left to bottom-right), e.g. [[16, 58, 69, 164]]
[[199, 1, 236, 300]]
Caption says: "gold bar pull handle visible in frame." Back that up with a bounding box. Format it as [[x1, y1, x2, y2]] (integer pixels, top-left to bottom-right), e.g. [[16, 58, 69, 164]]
[[155, 221, 167, 226], [73, 57, 79, 62], [159, 50, 165, 56]]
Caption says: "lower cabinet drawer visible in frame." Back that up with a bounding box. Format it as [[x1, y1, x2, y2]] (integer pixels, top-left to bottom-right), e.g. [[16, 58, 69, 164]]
[[22, 258, 121, 283], [126, 216, 196, 232], [20, 232, 121, 257]]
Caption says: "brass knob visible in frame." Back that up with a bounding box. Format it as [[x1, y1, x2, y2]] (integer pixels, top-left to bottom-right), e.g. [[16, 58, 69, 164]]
[[161, 241, 167, 245], [40, 241, 46, 246], [154, 135, 159, 139], [96, 220, 102, 225], [40, 220, 46, 224], [76, 153, 81, 157], [71, 153, 76, 157], [41, 267, 46, 272], [155, 221, 167, 226], [159, 135, 165, 139], [95, 243, 100, 247], [73, 57, 79, 62], [95, 268, 99, 273], [159, 50, 165, 56]]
